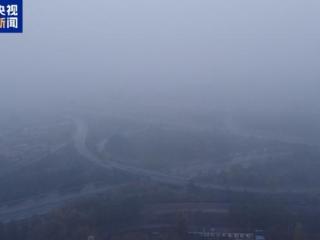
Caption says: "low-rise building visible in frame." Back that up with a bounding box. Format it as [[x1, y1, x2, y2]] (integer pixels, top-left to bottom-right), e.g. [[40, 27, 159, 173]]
[[188, 228, 265, 240]]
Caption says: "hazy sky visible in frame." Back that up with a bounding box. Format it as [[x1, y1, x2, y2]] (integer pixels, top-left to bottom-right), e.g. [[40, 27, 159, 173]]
[[1, 0, 320, 114]]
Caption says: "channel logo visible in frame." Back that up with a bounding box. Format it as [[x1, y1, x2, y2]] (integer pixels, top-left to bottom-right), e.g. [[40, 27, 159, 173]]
[[0, 0, 23, 33]]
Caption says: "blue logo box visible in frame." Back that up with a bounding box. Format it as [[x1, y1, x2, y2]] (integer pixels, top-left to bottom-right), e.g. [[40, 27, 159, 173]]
[[0, 0, 23, 33]]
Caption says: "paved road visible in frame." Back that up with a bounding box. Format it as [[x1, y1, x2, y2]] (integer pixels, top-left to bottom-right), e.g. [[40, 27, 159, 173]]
[[0, 118, 318, 223], [73, 118, 320, 195], [0, 184, 129, 223], [73, 118, 186, 186], [0, 119, 186, 223]]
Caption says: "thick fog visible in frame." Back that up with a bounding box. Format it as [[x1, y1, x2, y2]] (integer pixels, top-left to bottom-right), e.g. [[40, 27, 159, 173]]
[[1, 0, 320, 116], [2, 2, 320, 234]]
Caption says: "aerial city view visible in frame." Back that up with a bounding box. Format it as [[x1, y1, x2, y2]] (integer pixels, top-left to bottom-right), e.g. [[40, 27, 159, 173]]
[[1, 0, 320, 239]]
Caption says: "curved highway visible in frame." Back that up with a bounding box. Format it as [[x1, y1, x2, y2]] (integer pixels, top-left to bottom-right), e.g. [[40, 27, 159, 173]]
[[73, 118, 320, 195], [0, 118, 318, 223], [73, 118, 187, 186]]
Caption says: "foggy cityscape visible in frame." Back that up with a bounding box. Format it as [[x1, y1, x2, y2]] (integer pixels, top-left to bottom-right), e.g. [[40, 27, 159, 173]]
[[1, 1, 320, 239]]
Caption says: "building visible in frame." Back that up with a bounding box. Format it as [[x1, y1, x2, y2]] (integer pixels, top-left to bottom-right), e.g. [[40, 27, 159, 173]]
[[188, 228, 265, 240]]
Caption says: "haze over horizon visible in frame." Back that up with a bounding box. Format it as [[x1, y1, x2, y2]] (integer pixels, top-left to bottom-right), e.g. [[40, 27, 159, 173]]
[[2, 2, 320, 239], [1, 0, 320, 116]]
